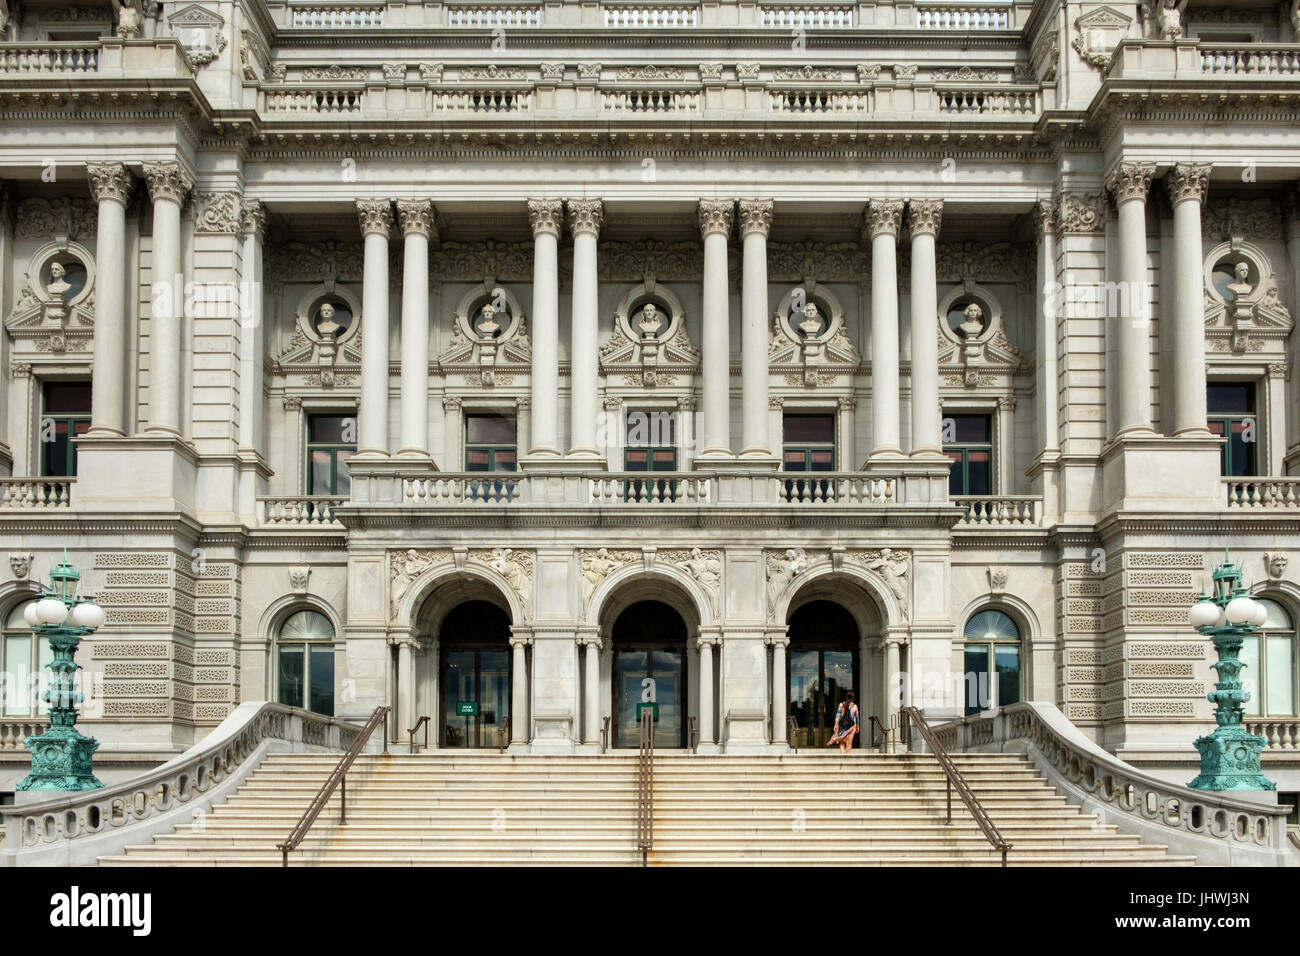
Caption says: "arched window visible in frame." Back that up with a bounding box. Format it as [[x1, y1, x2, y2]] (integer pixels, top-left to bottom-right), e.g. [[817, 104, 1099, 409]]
[[962, 609, 1021, 716], [276, 609, 335, 716], [1242, 599, 1295, 717], [2, 602, 52, 717]]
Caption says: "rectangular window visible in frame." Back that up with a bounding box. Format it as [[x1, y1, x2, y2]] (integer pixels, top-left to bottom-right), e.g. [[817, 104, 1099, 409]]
[[782, 414, 836, 471], [624, 410, 678, 471], [465, 415, 517, 472], [1207, 383, 1257, 477], [3, 633, 53, 718], [944, 413, 993, 495], [40, 381, 92, 477], [306, 414, 357, 495]]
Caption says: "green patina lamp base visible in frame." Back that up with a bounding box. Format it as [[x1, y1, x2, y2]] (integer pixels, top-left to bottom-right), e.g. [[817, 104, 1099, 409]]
[[1188, 725, 1275, 792], [16, 726, 104, 792]]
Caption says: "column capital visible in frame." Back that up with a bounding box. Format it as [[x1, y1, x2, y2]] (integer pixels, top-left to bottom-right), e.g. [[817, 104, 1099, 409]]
[[240, 199, 268, 237], [765, 635, 790, 648], [387, 635, 421, 651], [357, 199, 395, 237], [396, 199, 435, 238], [1031, 197, 1057, 238], [566, 198, 604, 236], [695, 634, 722, 648], [866, 199, 904, 239], [1105, 161, 1157, 204], [698, 198, 734, 238], [442, 395, 462, 411], [528, 198, 564, 237], [86, 162, 134, 206], [509, 635, 535, 648], [737, 198, 773, 237], [906, 199, 943, 237], [576, 634, 603, 649], [141, 161, 193, 206], [1165, 162, 1212, 206]]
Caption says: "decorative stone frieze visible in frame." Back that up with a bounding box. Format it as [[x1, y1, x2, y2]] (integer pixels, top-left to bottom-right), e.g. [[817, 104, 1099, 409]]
[[14, 197, 97, 240], [1054, 192, 1106, 234], [195, 192, 241, 235]]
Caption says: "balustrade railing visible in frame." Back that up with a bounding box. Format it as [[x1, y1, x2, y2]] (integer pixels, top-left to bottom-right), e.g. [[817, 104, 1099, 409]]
[[429, 88, 533, 112], [916, 4, 1011, 29], [1224, 478, 1300, 509], [759, 5, 853, 28], [769, 88, 873, 113], [1246, 718, 1300, 751], [0, 43, 100, 73], [603, 5, 699, 27], [0, 718, 48, 752], [937, 86, 1038, 115], [264, 88, 363, 113], [952, 495, 1042, 527], [404, 474, 522, 504], [590, 474, 711, 504], [776, 474, 897, 504], [257, 496, 347, 528], [1200, 44, 1300, 76], [602, 88, 700, 112], [0, 478, 73, 509], [448, 3, 543, 27], [290, 4, 385, 27]]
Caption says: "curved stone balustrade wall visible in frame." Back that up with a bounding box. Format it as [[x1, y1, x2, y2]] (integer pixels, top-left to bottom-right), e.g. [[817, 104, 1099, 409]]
[[0, 702, 361, 867], [932, 701, 1296, 866]]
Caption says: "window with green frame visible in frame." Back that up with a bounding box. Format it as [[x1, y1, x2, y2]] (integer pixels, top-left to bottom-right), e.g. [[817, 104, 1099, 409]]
[[40, 381, 91, 477], [962, 609, 1021, 716], [464, 414, 517, 472], [624, 409, 678, 500], [943, 413, 993, 495], [782, 413, 835, 471], [276, 609, 336, 716], [1207, 383, 1257, 477], [2, 603, 53, 718], [1240, 599, 1296, 717], [306, 414, 356, 495]]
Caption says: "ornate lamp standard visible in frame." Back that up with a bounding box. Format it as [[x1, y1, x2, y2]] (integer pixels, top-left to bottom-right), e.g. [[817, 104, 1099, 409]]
[[16, 555, 106, 792], [1186, 555, 1276, 792]]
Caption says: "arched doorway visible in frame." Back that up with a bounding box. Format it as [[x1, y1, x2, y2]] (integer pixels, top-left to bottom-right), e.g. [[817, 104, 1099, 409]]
[[788, 600, 860, 748], [439, 600, 511, 748], [611, 600, 688, 749]]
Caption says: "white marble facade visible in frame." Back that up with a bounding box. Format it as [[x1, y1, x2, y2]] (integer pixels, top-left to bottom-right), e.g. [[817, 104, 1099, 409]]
[[1, 0, 1300, 793]]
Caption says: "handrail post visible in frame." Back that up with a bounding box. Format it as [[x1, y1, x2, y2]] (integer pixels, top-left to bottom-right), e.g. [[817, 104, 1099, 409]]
[[340, 775, 347, 825], [945, 776, 952, 825]]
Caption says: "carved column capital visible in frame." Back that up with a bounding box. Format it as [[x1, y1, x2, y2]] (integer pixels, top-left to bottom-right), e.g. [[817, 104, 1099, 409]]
[[142, 161, 193, 206], [1031, 198, 1057, 238], [356, 199, 394, 237], [1105, 161, 1157, 204], [240, 199, 268, 237], [1165, 162, 1212, 206], [396, 199, 435, 238], [906, 199, 943, 237], [86, 162, 134, 206], [866, 199, 904, 239], [737, 198, 773, 237], [566, 198, 604, 237], [698, 198, 735, 238], [528, 198, 564, 237]]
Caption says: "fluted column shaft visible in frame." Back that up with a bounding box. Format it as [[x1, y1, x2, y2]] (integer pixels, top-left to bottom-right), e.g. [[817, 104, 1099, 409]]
[[142, 162, 193, 436], [1106, 162, 1157, 437], [771, 638, 788, 745], [584, 638, 601, 744], [397, 200, 433, 457], [511, 638, 529, 745], [396, 639, 415, 741], [1167, 164, 1213, 436], [697, 637, 714, 745], [357, 200, 394, 456], [1033, 199, 1060, 454], [699, 200, 734, 458], [868, 200, 904, 456], [739, 200, 773, 457], [239, 200, 268, 455], [528, 200, 562, 456], [86, 163, 134, 436], [907, 200, 943, 455], [567, 200, 602, 457]]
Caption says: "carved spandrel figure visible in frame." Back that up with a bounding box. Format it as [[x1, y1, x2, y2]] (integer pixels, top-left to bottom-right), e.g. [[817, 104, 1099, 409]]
[[1225, 261, 1254, 301], [46, 261, 70, 298], [868, 548, 910, 619], [957, 302, 985, 338], [491, 547, 526, 595], [682, 547, 721, 592], [390, 549, 435, 617], [581, 547, 621, 602], [766, 547, 807, 612], [637, 303, 663, 338], [111, 0, 143, 38], [1157, 0, 1189, 40]]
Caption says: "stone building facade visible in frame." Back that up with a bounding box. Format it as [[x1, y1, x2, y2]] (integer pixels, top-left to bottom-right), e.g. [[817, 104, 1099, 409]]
[[0, 0, 1298, 807]]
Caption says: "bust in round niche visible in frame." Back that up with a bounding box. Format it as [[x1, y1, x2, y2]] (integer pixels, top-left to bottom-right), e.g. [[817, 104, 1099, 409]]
[[41, 257, 88, 301], [1211, 259, 1257, 302], [635, 302, 666, 339], [474, 302, 504, 339], [312, 300, 352, 338], [947, 299, 988, 339]]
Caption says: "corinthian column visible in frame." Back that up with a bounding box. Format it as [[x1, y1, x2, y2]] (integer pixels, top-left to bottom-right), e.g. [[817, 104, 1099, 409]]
[[567, 199, 603, 458], [1165, 164, 1213, 437], [1032, 199, 1060, 457], [142, 161, 193, 436], [527, 200, 563, 458], [698, 199, 734, 459], [356, 200, 394, 456], [86, 162, 134, 437], [397, 200, 433, 458], [739, 200, 774, 459], [867, 200, 904, 458], [1105, 162, 1157, 437], [239, 200, 268, 457], [907, 200, 943, 456]]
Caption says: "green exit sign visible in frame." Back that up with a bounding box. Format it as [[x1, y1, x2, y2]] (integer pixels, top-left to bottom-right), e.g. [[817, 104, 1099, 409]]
[[637, 703, 659, 720], [456, 701, 479, 716]]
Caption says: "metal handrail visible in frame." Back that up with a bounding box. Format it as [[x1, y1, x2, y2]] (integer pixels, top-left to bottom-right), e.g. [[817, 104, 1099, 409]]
[[277, 705, 389, 867], [869, 715, 890, 750], [407, 715, 430, 753], [900, 705, 1011, 867], [499, 720, 511, 753], [786, 714, 799, 752], [688, 715, 699, 753], [600, 715, 610, 753], [636, 708, 654, 865]]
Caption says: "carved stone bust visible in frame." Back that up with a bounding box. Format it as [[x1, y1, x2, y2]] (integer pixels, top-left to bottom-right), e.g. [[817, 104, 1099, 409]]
[[1225, 261, 1254, 301], [798, 301, 824, 337], [46, 261, 70, 298], [957, 302, 985, 338], [315, 301, 341, 338], [637, 303, 663, 338], [476, 303, 501, 338]]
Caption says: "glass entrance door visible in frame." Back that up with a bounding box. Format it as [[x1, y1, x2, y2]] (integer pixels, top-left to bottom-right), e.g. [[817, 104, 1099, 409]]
[[441, 645, 510, 748], [614, 646, 685, 748], [789, 647, 857, 748]]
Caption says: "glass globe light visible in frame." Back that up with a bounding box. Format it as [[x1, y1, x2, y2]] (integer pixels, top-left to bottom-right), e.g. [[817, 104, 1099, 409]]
[[1188, 600, 1220, 628], [34, 597, 69, 625], [1250, 602, 1269, 627], [69, 601, 105, 630], [23, 602, 41, 627], [1225, 596, 1257, 624]]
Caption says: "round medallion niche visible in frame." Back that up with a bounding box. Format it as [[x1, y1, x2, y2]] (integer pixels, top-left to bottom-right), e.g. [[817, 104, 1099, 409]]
[[938, 285, 1004, 347], [292, 285, 362, 348], [1203, 241, 1272, 308], [311, 298, 353, 338], [42, 256, 89, 301], [611, 283, 687, 346], [454, 288, 525, 343], [773, 286, 844, 344], [24, 241, 97, 307]]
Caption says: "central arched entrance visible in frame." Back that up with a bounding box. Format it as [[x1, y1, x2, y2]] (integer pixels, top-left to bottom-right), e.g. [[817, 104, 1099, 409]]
[[439, 600, 511, 748], [788, 600, 860, 748], [611, 600, 688, 749]]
